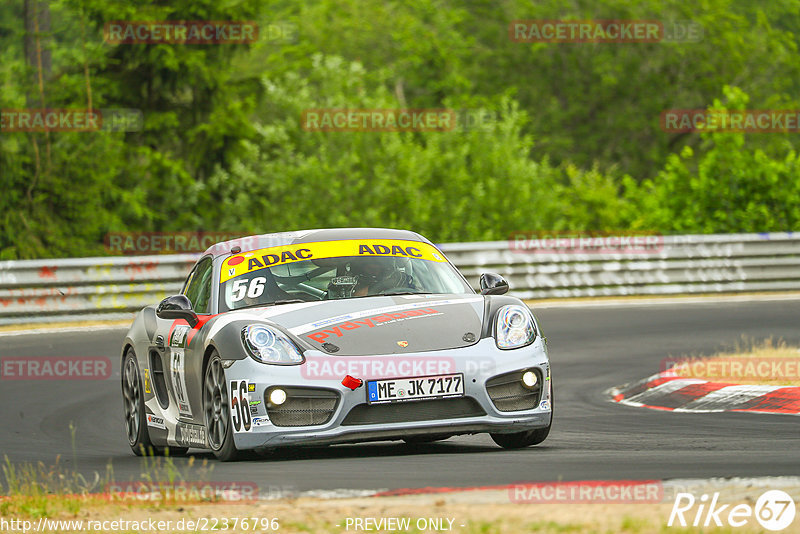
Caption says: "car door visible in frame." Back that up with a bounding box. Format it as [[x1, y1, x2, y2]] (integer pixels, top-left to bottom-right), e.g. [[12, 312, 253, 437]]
[[150, 256, 214, 427]]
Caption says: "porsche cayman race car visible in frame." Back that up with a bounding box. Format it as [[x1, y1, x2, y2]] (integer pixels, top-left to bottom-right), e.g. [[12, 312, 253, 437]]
[[121, 228, 552, 461]]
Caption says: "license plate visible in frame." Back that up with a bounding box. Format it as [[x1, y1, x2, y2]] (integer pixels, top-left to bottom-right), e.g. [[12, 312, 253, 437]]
[[367, 373, 464, 404]]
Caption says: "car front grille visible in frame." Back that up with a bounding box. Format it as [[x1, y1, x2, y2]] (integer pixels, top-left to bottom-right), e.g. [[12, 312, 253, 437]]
[[341, 397, 486, 426], [486, 370, 541, 412], [265, 387, 339, 427]]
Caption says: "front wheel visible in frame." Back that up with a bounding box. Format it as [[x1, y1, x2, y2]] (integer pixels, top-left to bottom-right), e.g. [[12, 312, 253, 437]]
[[490, 386, 552, 449], [204, 352, 239, 461], [490, 425, 550, 449]]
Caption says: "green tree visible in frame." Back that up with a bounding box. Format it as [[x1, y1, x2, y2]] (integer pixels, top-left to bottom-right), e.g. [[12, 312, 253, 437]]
[[628, 87, 800, 233]]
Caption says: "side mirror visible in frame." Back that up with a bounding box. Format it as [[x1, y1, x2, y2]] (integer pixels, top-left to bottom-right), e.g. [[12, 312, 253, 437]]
[[479, 272, 509, 295], [156, 295, 198, 327]]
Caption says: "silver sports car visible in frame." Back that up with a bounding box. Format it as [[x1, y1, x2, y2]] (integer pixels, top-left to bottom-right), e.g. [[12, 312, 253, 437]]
[[121, 228, 552, 461]]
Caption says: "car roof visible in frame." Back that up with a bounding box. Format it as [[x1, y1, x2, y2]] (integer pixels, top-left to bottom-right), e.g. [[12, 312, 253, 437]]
[[202, 227, 432, 258]]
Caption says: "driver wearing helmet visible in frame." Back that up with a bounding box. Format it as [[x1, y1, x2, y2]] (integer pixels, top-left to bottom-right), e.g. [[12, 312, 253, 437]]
[[352, 256, 413, 297]]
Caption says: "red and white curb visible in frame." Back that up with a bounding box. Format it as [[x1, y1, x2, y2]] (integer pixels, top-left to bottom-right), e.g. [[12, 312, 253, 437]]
[[284, 477, 800, 503], [8, 477, 798, 503], [609, 371, 800, 415]]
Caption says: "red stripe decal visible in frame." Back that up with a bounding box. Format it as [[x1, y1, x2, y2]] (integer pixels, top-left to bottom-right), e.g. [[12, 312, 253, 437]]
[[186, 314, 215, 346], [168, 314, 216, 348]]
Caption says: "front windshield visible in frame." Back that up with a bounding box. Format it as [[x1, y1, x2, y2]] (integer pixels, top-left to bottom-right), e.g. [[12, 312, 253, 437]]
[[218, 239, 473, 311]]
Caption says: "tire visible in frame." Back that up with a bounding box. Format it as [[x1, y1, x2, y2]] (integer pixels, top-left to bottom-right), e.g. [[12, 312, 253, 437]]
[[490, 384, 553, 449], [122, 349, 188, 456], [204, 351, 239, 461]]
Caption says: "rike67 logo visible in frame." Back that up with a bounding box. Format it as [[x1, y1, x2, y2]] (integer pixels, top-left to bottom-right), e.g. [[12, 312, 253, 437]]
[[669, 490, 796, 531]]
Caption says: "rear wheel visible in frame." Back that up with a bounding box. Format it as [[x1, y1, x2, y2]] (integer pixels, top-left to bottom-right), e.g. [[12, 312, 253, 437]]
[[490, 385, 553, 449], [122, 349, 187, 456], [204, 352, 239, 461]]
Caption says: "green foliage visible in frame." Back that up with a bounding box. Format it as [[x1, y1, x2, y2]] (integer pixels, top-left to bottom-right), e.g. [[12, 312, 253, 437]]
[[270, 0, 800, 178], [627, 86, 800, 233], [207, 55, 645, 240], [1, 0, 799, 258]]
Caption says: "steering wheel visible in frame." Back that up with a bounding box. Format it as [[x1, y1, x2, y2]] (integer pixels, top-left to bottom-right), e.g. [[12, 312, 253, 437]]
[[370, 272, 416, 294]]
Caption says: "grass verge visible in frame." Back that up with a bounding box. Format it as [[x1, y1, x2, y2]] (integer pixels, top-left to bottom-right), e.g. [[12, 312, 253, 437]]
[[669, 338, 800, 386], [0, 495, 775, 533]]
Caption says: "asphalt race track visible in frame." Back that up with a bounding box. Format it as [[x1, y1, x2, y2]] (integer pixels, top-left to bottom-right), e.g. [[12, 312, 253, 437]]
[[1, 298, 798, 493]]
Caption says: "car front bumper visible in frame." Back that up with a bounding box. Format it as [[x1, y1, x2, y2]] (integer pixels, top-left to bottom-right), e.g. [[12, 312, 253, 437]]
[[224, 337, 552, 450]]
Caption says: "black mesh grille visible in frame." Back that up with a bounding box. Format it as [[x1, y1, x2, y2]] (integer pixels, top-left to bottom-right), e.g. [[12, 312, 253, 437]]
[[341, 397, 486, 426], [486, 370, 541, 412], [266, 387, 339, 427]]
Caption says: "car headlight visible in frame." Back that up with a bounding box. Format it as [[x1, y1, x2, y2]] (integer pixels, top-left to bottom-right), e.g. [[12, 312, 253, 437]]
[[241, 325, 304, 365], [495, 305, 536, 349]]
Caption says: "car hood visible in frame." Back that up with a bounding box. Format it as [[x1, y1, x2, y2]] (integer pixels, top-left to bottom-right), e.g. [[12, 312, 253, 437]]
[[224, 294, 485, 356]]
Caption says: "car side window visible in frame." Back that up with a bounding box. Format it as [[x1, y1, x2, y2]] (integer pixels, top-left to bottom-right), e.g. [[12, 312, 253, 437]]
[[183, 257, 214, 314]]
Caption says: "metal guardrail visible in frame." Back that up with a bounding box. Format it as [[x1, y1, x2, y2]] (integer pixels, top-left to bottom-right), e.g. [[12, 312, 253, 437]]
[[446, 232, 800, 299], [0, 232, 798, 325], [0, 255, 198, 325]]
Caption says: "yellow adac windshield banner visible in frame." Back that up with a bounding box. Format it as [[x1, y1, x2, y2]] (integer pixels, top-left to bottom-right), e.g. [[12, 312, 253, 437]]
[[220, 239, 447, 282]]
